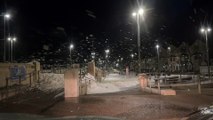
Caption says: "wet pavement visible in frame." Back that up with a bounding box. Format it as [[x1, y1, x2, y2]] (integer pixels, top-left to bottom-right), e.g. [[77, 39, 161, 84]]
[[1, 73, 213, 120], [0, 86, 213, 120]]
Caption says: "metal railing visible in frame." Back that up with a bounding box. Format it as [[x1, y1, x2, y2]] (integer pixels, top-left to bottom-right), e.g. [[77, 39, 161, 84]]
[[0, 71, 40, 101], [146, 72, 213, 95]]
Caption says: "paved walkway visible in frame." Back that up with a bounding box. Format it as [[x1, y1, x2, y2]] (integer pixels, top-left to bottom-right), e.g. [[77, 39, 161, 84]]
[[0, 73, 213, 120]]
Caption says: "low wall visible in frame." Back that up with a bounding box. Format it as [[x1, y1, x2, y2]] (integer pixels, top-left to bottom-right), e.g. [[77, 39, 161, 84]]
[[0, 61, 40, 88], [138, 73, 176, 95], [143, 87, 176, 95]]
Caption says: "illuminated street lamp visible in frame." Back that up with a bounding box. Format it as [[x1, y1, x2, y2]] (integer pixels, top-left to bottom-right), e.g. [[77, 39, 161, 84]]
[[105, 49, 109, 54], [167, 47, 171, 73], [7, 37, 16, 62], [91, 52, 96, 60], [69, 44, 74, 64], [200, 27, 211, 80], [1, 13, 11, 61], [132, 8, 145, 73], [4, 14, 10, 19], [131, 54, 134, 59], [156, 44, 160, 73], [105, 49, 110, 71]]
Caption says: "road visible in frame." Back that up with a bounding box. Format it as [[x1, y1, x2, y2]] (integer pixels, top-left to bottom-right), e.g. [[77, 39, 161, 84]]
[[0, 73, 213, 120]]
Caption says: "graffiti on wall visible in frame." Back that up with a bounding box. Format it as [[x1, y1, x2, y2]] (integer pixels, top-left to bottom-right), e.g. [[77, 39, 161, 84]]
[[9, 65, 26, 80]]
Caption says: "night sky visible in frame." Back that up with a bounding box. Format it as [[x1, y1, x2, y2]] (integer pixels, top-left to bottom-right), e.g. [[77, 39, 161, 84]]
[[1, 0, 213, 62]]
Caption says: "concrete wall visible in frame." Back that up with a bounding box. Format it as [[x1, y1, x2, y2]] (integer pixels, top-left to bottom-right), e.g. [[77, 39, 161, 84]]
[[0, 61, 40, 88]]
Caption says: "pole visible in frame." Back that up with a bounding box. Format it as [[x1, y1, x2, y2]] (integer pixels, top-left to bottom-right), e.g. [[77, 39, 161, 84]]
[[157, 48, 160, 74], [205, 32, 210, 81], [198, 74, 201, 94], [13, 40, 15, 61], [11, 41, 13, 62], [3, 17, 6, 62], [137, 15, 141, 74], [8, 39, 10, 62], [70, 49, 72, 65]]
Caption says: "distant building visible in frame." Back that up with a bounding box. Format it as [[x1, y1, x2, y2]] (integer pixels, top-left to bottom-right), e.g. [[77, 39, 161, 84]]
[[137, 40, 207, 73]]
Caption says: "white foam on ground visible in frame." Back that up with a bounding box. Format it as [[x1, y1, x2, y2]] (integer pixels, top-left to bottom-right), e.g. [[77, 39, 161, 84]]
[[87, 73, 139, 94], [33, 73, 64, 92]]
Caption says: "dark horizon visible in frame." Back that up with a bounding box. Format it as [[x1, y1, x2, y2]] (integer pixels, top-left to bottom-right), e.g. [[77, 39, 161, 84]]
[[0, 0, 213, 62]]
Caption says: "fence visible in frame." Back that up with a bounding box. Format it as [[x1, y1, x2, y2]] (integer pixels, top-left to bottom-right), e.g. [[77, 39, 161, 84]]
[[0, 61, 40, 100], [146, 72, 213, 95]]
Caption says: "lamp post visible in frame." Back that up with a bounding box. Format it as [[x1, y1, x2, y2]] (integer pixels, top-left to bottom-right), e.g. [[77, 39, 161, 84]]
[[200, 27, 211, 80], [131, 54, 134, 72], [69, 44, 74, 65], [7, 37, 16, 62], [105, 49, 110, 71], [156, 44, 160, 73], [1, 13, 11, 61], [168, 47, 171, 73], [132, 8, 144, 74]]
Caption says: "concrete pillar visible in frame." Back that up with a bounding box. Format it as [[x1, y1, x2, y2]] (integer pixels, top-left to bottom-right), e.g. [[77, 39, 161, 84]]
[[72, 64, 80, 69], [33, 61, 40, 82], [138, 73, 148, 89], [64, 68, 79, 98], [126, 66, 129, 76], [88, 61, 95, 76], [96, 69, 102, 82]]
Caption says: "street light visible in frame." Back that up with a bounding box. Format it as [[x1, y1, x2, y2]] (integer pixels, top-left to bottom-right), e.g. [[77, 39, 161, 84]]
[[1, 13, 11, 61], [4, 14, 10, 19], [131, 54, 134, 59], [7, 37, 16, 62], [138, 9, 144, 15], [200, 27, 211, 80], [105, 49, 109, 54], [91, 52, 96, 60], [132, 8, 145, 74], [69, 44, 74, 64], [105, 49, 110, 71], [167, 47, 171, 72], [156, 44, 160, 73]]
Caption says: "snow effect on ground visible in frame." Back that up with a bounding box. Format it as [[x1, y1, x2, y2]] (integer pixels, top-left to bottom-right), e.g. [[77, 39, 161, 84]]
[[87, 73, 139, 94], [33, 73, 203, 94], [33, 73, 64, 92], [34, 73, 139, 94]]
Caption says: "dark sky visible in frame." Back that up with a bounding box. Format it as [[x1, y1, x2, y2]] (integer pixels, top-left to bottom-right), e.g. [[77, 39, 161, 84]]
[[1, 0, 213, 61]]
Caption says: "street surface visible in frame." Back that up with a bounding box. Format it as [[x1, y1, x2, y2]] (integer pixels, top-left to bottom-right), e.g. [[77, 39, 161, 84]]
[[0, 73, 213, 120]]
